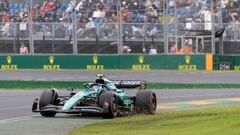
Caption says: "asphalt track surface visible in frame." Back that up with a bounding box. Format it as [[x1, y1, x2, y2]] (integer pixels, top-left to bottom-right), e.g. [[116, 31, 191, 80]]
[[0, 70, 240, 135], [0, 89, 240, 135], [0, 70, 240, 83]]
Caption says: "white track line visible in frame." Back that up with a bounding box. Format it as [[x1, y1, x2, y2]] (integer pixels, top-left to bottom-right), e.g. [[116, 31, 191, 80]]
[[159, 93, 240, 100], [0, 106, 31, 111], [66, 77, 74, 80], [0, 115, 37, 124]]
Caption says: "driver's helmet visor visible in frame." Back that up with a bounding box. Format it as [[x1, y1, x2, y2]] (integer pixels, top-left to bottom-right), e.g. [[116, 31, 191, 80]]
[[91, 85, 102, 91]]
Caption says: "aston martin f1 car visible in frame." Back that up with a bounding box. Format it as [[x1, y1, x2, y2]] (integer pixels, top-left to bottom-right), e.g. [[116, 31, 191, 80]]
[[32, 74, 157, 118]]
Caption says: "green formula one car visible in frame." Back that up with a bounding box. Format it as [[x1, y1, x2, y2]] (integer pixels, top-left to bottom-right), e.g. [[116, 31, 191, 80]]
[[32, 74, 157, 118]]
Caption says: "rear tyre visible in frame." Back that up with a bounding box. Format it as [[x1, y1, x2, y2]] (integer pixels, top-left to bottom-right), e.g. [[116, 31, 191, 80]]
[[39, 90, 58, 117], [135, 91, 157, 114], [98, 91, 118, 118]]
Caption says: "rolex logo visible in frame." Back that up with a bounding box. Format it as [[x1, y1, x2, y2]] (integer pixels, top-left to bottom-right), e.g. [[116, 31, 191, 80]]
[[7, 56, 12, 64], [49, 56, 54, 65], [93, 55, 98, 65], [185, 55, 191, 64], [139, 56, 144, 64]]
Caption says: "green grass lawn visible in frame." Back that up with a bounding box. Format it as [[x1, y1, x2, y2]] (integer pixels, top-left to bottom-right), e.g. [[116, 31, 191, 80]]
[[1, 80, 240, 90], [69, 106, 240, 135]]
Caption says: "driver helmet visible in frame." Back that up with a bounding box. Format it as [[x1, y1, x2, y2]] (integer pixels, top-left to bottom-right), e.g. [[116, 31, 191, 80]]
[[91, 85, 102, 91]]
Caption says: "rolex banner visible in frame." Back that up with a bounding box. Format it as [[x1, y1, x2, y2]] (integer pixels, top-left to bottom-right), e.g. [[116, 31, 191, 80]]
[[0, 55, 208, 70], [119, 55, 206, 71]]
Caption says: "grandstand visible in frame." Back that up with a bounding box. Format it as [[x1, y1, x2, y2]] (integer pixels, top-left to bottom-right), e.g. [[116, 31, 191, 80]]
[[0, 0, 239, 54]]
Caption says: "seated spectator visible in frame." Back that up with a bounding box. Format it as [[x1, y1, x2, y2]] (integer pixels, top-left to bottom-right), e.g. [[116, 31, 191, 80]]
[[92, 7, 105, 25], [170, 43, 177, 53], [19, 42, 29, 54], [19, 8, 28, 21], [66, 0, 76, 13], [149, 45, 158, 55], [108, 13, 117, 22], [150, 26, 159, 36], [10, 13, 21, 22], [77, 18, 96, 38], [183, 39, 193, 53], [132, 24, 143, 38], [1, 11, 9, 22], [228, 8, 238, 22], [0, 0, 8, 12], [1, 21, 9, 36], [178, 48, 183, 54], [122, 45, 131, 54], [63, 19, 73, 37], [40, 0, 57, 17]]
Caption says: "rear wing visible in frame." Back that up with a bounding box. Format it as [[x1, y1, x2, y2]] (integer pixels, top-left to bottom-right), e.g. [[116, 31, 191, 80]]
[[111, 80, 147, 89]]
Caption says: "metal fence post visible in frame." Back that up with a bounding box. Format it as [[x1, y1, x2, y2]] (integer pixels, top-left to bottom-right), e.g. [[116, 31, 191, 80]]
[[164, 0, 168, 54], [73, 9, 78, 54], [29, 0, 34, 55], [211, 0, 215, 54], [117, 0, 122, 54]]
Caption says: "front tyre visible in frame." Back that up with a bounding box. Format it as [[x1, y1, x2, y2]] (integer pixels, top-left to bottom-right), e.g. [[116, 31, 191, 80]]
[[39, 90, 58, 117], [135, 91, 157, 114], [98, 91, 118, 118]]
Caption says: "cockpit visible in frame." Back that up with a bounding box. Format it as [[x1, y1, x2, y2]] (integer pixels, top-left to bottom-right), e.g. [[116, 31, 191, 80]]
[[89, 84, 103, 92]]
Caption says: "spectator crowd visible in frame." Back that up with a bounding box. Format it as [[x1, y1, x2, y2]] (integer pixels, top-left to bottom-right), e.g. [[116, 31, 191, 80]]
[[0, 0, 238, 42]]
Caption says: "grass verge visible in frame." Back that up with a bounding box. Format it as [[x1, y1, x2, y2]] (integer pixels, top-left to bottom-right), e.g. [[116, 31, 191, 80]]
[[0, 80, 240, 89], [69, 106, 240, 135]]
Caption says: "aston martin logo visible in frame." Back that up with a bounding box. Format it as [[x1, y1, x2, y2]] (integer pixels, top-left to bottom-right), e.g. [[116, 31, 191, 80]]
[[7, 56, 12, 64], [185, 55, 191, 64], [93, 55, 98, 65], [49, 56, 54, 65], [139, 56, 144, 64]]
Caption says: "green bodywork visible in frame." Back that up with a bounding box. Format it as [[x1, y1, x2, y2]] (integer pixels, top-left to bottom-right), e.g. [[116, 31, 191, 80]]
[[62, 79, 133, 111]]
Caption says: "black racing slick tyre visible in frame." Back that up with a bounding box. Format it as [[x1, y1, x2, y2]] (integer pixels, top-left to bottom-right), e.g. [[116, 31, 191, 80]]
[[39, 90, 58, 117], [135, 91, 157, 114], [98, 91, 118, 118]]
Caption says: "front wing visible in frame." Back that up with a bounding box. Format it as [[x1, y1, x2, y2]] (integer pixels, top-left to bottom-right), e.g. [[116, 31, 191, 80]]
[[32, 98, 104, 114]]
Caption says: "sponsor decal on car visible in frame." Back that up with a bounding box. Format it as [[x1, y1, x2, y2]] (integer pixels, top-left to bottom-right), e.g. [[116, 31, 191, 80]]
[[43, 56, 60, 70], [86, 55, 104, 70], [178, 55, 197, 71], [1, 56, 18, 70], [81, 109, 101, 112], [132, 56, 150, 70]]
